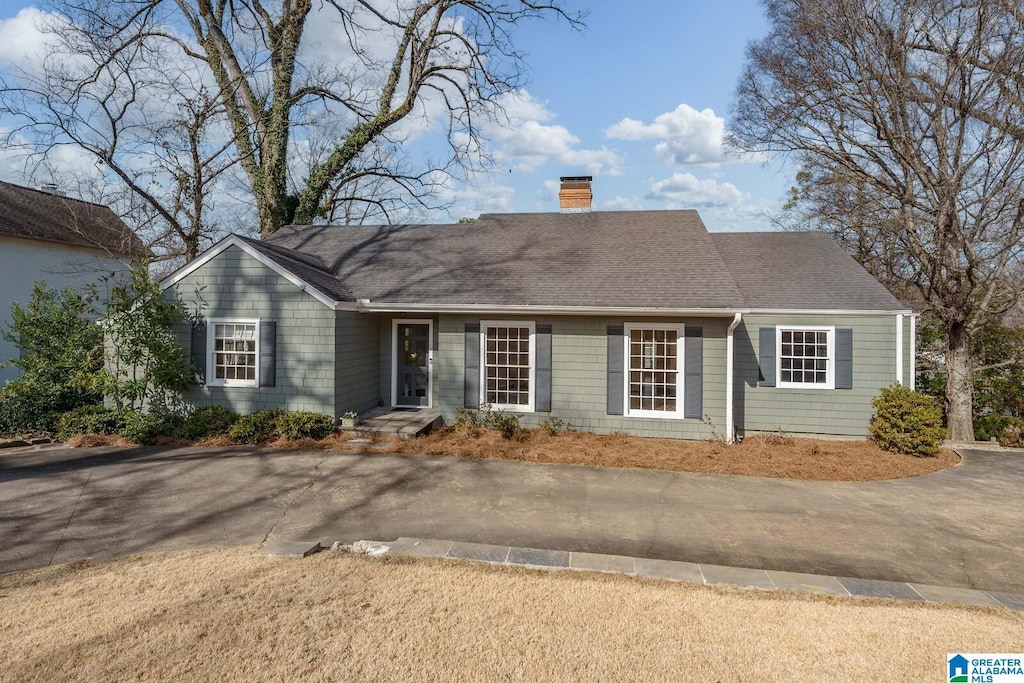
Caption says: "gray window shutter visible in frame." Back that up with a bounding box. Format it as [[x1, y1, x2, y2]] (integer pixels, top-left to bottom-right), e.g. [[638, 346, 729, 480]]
[[759, 326, 776, 387], [464, 323, 480, 408], [535, 324, 552, 412], [607, 325, 624, 415], [190, 320, 207, 385], [835, 328, 853, 389], [259, 321, 276, 388], [684, 327, 703, 419]]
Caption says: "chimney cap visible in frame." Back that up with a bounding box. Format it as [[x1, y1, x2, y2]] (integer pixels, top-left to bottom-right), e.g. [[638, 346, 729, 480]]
[[559, 175, 593, 183]]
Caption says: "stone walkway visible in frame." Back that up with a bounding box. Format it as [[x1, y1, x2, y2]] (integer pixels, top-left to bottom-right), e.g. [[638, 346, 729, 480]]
[[384, 537, 1024, 611]]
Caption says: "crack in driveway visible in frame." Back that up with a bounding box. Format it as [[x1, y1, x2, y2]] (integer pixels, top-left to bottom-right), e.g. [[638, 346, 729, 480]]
[[50, 471, 91, 566], [260, 456, 330, 545]]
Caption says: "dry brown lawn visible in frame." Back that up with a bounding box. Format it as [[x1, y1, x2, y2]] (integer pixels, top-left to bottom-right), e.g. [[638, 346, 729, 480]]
[[0, 547, 1019, 682]]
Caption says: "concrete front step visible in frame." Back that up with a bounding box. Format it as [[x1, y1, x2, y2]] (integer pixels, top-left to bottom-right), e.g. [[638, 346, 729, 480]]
[[350, 407, 443, 438]]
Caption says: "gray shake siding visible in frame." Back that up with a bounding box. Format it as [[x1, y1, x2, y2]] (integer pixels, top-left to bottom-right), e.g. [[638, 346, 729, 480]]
[[435, 315, 725, 439], [161, 222, 915, 439], [167, 245, 337, 415], [735, 314, 900, 437], [335, 310, 381, 415]]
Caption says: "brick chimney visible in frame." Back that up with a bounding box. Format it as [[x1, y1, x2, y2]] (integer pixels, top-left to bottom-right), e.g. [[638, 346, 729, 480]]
[[558, 176, 592, 213]]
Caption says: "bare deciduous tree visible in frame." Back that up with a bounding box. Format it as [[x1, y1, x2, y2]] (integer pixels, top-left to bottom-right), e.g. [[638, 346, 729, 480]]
[[4, 0, 580, 241], [1, 18, 240, 263], [732, 0, 1024, 440]]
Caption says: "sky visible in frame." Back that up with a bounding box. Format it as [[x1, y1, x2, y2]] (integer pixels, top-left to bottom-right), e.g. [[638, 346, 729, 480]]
[[0, 0, 794, 232]]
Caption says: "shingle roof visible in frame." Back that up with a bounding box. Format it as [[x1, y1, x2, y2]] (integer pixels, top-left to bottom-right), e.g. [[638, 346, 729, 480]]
[[247, 211, 906, 312], [710, 232, 905, 310], [0, 180, 148, 258], [263, 211, 745, 309], [0, 181, 147, 257], [236, 236, 355, 302]]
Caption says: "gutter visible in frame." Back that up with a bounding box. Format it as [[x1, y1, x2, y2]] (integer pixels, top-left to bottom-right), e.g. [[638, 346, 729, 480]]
[[345, 300, 913, 317], [725, 312, 743, 444]]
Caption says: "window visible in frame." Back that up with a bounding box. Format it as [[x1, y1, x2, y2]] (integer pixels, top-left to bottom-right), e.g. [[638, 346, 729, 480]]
[[209, 320, 259, 386], [481, 321, 534, 410], [778, 326, 834, 389], [626, 324, 684, 417]]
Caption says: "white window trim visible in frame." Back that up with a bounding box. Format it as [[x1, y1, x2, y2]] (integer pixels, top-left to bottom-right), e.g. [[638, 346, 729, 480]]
[[480, 320, 536, 413], [207, 318, 261, 388], [624, 322, 686, 419], [776, 325, 835, 390], [391, 318, 434, 409]]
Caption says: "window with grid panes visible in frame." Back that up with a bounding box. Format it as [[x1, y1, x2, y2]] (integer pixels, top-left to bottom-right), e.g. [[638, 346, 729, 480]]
[[627, 327, 680, 414], [779, 328, 830, 385], [212, 322, 257, 385], [483, 324, 532, 407]]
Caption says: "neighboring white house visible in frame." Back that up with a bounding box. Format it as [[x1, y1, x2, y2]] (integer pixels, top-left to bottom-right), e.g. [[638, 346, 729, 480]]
[[0, 181, 146, 386]]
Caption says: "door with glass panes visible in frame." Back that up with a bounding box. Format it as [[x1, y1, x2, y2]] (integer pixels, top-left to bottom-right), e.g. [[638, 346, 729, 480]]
[[395, 322, 431, 406]]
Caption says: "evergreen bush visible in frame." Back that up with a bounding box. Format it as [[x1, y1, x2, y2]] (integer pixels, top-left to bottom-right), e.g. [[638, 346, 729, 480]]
[[275, 411, 336, 440], [869, 384, 946, 456], [227, 409, 285, 444], [176, 405, 240, 440], [55, 405, 125, 442]]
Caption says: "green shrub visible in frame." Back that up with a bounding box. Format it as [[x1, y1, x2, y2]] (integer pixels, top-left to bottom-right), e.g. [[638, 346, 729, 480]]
[[55, 405, 125, 442], [0, 378, 102, 435], [996, 419, 1024, 448], [480, 404, 522, 440], [275, 411, 336, 440], [120, 410, 185, 445], [540, 416, 570, 436], [227, 409, 285, 444], [0, 282, 103, 435], [176, 405, 240, 441], [973, 414, 1013, 442], [450, 407, 479, 431], [869, 384, 947, 457]]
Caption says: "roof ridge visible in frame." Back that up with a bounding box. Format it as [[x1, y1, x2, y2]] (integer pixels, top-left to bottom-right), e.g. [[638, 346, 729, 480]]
[[0, 179, 120, 211]]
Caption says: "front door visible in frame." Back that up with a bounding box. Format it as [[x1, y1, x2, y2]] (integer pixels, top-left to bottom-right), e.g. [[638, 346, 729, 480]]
[[395, 322, 431, 406]]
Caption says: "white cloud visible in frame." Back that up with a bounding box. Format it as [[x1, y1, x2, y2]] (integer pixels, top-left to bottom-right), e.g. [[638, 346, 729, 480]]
[[431, 170, 516, 218], [484, 90, 623, 176], [0, 8, 57, 68], [646, 172, 746, 207], [600, 195, 644, 211], [607, 103, 761, 167]]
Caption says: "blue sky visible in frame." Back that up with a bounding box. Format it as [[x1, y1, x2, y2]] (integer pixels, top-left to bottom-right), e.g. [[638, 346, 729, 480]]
[[0, 0, 793, 232], [478, 0, 790, 228]]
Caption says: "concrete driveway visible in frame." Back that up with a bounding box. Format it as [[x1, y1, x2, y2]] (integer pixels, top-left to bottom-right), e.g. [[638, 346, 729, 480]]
[[0, 445, 1021, 592]]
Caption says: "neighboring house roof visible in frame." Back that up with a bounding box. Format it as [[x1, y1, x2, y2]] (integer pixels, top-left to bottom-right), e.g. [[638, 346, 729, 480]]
[[0, 180, 147, 258], [168, 210, 911, 313]]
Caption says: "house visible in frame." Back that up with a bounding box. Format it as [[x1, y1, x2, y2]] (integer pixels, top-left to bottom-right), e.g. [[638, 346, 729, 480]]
[[0, 181, 147, 385], [162, 178, 915, 441]]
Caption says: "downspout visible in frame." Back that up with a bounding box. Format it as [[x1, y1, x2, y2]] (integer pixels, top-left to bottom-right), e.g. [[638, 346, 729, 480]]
[[909, 315, 917, 391], [726, 312, 742, 444], [895, 314, 904, 385]]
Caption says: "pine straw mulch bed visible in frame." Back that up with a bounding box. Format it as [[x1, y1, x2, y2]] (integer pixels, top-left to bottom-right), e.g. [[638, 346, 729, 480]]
[[256, 428, 957, 482], [67, 428, 959, 482]]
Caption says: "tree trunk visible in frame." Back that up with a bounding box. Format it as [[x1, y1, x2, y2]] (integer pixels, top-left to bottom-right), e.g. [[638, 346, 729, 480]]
[[945, 323, 975, 441]]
